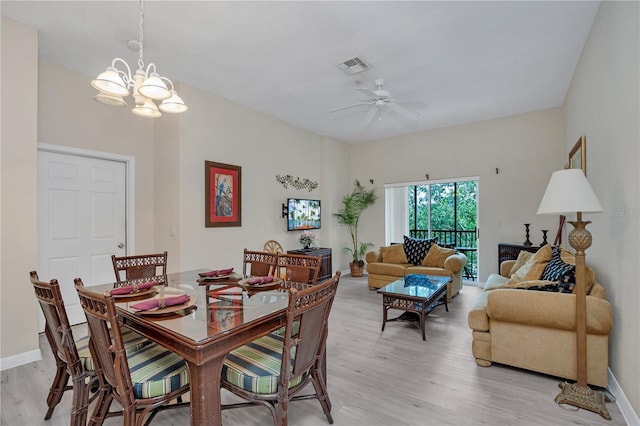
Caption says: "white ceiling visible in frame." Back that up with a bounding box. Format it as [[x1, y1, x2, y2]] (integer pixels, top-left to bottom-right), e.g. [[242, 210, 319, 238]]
[[1, 1, 600, 143]]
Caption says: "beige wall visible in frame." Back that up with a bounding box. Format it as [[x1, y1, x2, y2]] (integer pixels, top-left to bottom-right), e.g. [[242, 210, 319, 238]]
[[172, 82, 347, 272], [37, 62, 158, 258], [564, 1, 639, 415], [1, 18, 40, 361], [349, 108, 565, 281]]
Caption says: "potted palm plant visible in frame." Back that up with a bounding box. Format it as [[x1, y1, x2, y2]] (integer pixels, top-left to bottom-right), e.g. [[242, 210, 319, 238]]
[[333, 180, 377, 277]]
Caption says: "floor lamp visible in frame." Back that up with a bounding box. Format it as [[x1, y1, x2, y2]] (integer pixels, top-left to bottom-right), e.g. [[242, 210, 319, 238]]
[[537, 168, 610, 419]]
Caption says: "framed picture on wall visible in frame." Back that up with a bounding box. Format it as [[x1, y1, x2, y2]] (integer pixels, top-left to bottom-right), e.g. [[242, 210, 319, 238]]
[[568, 135, 586, 175], [205, 161, 241, 227]]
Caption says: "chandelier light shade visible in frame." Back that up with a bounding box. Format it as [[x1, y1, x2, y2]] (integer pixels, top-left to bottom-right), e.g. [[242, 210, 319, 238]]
[[132, 97, 162, 118], [93, 91, 128, 107], [159, 90, 189, 113], [90, 0, 187, 117]]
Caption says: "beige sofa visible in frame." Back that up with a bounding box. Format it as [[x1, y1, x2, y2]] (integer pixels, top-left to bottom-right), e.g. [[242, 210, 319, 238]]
[[365, 244, 467, 303], [467, 257, 612, 387]]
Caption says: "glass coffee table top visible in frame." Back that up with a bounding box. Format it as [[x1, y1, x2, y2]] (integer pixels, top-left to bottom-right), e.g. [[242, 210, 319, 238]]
[[378, 274, 450, 299]]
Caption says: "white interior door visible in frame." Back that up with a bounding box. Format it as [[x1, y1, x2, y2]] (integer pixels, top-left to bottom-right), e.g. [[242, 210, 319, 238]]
[[38, 150, 128, 326]]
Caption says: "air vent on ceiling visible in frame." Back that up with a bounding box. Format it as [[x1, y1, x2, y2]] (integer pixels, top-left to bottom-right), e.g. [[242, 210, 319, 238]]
[[336, 56, 372, 75]]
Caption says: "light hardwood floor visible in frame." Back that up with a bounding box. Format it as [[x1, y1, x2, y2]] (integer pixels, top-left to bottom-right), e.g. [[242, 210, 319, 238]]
[[1, 277, 625, 425]]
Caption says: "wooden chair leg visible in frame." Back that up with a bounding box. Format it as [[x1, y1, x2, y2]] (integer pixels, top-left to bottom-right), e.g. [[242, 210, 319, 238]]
[[88, 384, 114, 426], [310, 370, 334, 424], [45, 363, 69, 420], [70, 375, 91, 426]]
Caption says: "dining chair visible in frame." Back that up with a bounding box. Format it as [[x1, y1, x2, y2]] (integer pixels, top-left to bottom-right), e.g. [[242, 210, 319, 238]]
[[276, 253, 322, 285], [29, 271, 151, 425], [263, 240, 284, 254], [111, 251, 168, 283], [74, 278, 190, 426], [221, 271, 341, 425], [243, 249, 279, 278]]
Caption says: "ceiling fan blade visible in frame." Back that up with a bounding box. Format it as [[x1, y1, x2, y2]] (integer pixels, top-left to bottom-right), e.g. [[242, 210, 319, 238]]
[[387, 102, 419, 119], [355, 87, 378, 98], [362, 106, 378, 126], [329, 102, 371, 113]]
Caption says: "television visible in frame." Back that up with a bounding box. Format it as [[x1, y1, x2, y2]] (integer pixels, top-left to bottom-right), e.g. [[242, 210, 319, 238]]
[[286, 198, 321, 231]]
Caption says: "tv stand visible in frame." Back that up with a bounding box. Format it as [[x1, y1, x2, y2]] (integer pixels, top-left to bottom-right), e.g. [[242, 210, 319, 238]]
[[287, 247, 332, 283]]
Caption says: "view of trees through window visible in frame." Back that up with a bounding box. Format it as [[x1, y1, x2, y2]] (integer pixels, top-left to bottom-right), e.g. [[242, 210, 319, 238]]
[[408, 180, 478, 279]]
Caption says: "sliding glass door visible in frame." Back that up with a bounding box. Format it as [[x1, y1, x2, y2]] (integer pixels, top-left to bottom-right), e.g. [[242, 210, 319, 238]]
[[386, 178, 478, 280]]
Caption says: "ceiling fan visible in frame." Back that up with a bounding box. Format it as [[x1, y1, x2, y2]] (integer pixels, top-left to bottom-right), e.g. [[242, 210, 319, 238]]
[[330, 79, 419, 126]]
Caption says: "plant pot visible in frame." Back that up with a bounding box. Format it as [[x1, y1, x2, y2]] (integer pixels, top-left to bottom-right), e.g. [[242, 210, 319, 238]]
[[349, 262, 364, 277]]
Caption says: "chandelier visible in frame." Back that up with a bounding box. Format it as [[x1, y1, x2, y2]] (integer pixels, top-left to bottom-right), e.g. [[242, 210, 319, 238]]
[[91, 0, 187, 118]]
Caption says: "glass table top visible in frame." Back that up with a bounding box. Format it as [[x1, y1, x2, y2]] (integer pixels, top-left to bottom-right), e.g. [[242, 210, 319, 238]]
[[377, 274, 450, 299], [92, 269, 289, 344]]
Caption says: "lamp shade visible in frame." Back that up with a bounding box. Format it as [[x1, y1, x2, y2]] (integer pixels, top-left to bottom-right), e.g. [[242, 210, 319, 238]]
[[138, 73, 171, 100], [91, 67, 130, 96], [93, 91, 128, 107], [537, 169, 603, 215], [159, 90, 188, 113], [132, 98, 162, 118]]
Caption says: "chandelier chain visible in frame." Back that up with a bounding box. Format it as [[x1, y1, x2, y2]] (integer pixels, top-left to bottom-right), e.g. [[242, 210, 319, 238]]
[[137, 0, 144, 69], [90, 0, 187, 116]]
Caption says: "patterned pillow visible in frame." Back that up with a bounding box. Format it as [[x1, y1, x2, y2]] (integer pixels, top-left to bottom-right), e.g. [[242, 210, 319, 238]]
[[520, 281, 575, 293], [403, 235, 437, 266], [542, 246, 576, 286]]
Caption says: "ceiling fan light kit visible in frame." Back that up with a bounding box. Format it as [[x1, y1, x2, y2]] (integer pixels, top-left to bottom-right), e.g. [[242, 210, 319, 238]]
[[90, 0, 187, 118], [330, 78, 419, 126]]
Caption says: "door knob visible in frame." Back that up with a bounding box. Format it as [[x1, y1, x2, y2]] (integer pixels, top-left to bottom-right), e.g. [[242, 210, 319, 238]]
[[117, 243, 125, 249]]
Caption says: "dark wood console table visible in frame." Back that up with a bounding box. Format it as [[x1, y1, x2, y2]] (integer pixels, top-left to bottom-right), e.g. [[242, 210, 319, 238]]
[[287, 247, 332, 283], [497, 243, 540, 270]]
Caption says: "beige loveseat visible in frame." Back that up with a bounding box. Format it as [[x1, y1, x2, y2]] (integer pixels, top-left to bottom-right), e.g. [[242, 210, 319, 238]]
[[467, 246, 612, 387], [365, 243, 467, 303]]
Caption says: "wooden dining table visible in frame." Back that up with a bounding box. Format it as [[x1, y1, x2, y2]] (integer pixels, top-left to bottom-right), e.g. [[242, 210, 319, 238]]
[[93, 269, 290, 425]]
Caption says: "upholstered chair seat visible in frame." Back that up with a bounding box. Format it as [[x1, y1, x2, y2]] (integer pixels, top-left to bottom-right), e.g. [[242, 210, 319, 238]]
[[222, 333, 306, 394]]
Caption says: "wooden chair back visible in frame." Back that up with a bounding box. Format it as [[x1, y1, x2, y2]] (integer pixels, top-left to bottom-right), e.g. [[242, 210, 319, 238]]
[[263, 240, 284, 254], [74, 279, 134, 405], [111, 251, 167, 283], [277, 253, 322, 284], [29, 271, 95, 424], [243, 249, 278, 277], [74, 279, 190, 424], [283, 271, 340, 379], [220, 271, 341, 425]]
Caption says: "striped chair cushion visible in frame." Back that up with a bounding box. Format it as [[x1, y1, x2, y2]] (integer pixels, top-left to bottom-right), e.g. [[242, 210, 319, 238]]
[[77, 327, 152, 371], [128, 344, 190, 399], [222, 333, 304, 394]]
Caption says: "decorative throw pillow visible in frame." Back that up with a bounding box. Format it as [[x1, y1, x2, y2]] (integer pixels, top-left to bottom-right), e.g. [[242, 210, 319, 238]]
[[422, 243, 456, 268], [542, 246, 576, 284], [508, 250, 534, 277], [403, 235, 437, 266], [558, 246, 596, 294], [504, 244, 552, 286], [506, 279, 556, 289], [517, 280, 575, 293], [381, 244, 408, 264]]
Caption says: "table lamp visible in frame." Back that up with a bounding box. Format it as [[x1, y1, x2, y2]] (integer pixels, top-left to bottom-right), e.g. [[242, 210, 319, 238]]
[[537, 168, 609, 419]]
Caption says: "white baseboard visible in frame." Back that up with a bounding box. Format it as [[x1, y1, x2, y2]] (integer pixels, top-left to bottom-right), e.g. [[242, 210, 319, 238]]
[[609, 367, 640, 425], [0, 349, 42, 371]]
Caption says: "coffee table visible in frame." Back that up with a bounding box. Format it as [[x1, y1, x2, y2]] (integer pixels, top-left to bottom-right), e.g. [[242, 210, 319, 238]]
[[377, 274, 451, 341]]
